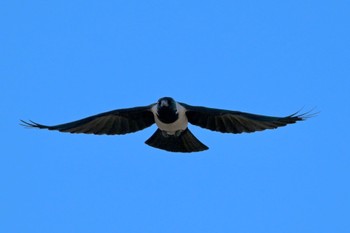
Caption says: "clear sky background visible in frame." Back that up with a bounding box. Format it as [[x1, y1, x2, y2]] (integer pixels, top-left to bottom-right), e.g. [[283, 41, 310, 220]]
[[1, 1, 349, 233]]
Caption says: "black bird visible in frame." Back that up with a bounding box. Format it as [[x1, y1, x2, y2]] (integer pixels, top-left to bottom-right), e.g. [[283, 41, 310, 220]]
[[21, 97, 311, 153]]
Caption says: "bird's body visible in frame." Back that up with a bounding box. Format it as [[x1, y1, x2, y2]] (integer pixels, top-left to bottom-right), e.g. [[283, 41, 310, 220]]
[[21, 97, 312, 153], [151, 101, 188, 136]]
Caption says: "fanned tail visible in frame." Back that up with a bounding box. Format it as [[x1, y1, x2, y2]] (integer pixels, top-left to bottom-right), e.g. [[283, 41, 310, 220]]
[[145, 128, 208, 153]]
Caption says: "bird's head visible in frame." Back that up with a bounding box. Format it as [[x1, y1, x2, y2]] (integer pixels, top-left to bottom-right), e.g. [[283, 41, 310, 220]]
[[156, 97, 178, 123], [157, 97, 176, 111]]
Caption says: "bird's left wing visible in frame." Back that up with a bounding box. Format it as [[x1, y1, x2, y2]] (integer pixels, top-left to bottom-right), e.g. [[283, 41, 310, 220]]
[[180, 103, 308, 134], [21, 105, 155, 135]]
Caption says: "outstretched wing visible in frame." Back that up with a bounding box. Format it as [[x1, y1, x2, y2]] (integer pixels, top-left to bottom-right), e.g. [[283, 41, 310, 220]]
[[180, 103, 308, 134], [21, 105, 155, 135]]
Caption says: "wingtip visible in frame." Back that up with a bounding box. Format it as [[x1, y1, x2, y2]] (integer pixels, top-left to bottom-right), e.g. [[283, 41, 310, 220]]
[[290, 107, 319, 121], [20, 119, 35, 128], [19, 120, 48, 129]]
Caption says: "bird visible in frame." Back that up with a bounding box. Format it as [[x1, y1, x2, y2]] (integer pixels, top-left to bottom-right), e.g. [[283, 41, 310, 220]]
[[21, 97, 312, 153]]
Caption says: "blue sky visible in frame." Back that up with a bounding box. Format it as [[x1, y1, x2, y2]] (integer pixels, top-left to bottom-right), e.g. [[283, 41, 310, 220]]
[[1, 0, 349, 232]]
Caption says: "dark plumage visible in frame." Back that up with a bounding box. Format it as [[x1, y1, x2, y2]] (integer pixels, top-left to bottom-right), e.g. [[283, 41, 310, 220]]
[[21, 97, 313, 153]]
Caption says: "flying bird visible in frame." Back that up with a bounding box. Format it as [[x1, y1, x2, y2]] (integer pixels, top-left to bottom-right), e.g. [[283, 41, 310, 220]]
[[21, 97, 311, 153]]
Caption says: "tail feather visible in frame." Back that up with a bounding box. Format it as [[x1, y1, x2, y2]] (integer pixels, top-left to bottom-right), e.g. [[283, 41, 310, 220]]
[[145, 128, 208, 153]]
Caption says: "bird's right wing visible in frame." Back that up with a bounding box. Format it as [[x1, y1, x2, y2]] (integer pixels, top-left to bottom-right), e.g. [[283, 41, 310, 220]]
[[180, 103, 308, 134], [21, 105, 155, 135]]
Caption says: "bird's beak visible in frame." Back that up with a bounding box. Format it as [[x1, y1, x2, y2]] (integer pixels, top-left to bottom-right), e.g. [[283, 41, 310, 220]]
[[160, 100, 169, 107]]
